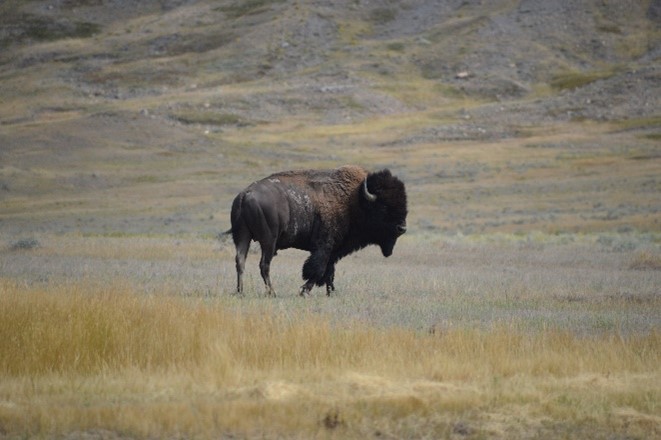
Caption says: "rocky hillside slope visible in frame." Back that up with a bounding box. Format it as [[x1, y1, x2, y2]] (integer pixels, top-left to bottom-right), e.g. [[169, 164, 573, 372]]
[[0, 0, 659, 235], [2, 0, 659, 122]]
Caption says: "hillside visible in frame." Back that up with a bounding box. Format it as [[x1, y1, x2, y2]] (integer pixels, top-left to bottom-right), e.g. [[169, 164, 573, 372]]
[[1, 0, 659, 237]]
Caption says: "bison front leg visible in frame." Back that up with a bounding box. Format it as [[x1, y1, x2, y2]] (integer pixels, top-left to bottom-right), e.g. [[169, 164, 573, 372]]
[[322, 262, 336, 296], [299, 281, 314, 296], [300, 248, 330, 296]]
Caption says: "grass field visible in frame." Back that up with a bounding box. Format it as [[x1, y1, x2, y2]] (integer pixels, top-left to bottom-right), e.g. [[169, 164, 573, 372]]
[[1, 74, 659, 440], [1, 1, 659, 438], [1, 233, 659, 439]]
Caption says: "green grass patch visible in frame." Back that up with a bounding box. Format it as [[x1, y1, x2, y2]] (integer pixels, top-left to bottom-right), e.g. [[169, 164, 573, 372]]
[[338, 95, 366, 111], [6, 14, 101, 44], [386, 42, 406, 52], [613, 115, 661, 131], [434, 83, 466, 99], [215, 0, 285, 19], [642, 133, 661, 141], [596, 23, 622, 34], [550, 69, 616, 91], [133, 175, 161, 184], [171, 110, 248, 126], [369, 7, 397, 25]]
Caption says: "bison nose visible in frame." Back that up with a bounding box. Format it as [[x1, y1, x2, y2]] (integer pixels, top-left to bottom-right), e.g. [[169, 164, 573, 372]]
[[397, 224, 407, 235]]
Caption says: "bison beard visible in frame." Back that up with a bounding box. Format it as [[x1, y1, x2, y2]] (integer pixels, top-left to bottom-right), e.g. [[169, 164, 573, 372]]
[[229, 165, 407, 296]]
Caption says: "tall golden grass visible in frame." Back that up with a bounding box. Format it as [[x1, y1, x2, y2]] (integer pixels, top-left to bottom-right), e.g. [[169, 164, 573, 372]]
[[1, 278, 659, 438]]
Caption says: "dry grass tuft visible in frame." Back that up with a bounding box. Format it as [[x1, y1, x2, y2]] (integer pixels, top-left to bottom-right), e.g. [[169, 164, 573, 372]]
[[0, 280, 218, 376], [629, 249, 661, 271]]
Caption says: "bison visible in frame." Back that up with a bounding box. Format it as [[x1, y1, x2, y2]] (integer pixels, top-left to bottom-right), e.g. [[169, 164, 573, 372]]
[[229, 165, 407, 296]]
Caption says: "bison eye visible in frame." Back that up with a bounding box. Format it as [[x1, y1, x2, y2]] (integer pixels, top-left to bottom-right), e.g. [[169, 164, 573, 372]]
[[396, 224, 407, 235]]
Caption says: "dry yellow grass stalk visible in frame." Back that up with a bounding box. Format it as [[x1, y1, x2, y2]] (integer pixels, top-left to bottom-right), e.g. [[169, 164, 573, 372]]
[[1, 280, 658, 438]]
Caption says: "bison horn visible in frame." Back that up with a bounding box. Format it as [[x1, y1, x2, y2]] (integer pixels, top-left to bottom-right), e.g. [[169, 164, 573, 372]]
[[363, 177, 377, 202]]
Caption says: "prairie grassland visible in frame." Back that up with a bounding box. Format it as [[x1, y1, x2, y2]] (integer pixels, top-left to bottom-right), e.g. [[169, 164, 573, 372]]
[[1, 2, 659, 437], [1, 233, 660, 439]]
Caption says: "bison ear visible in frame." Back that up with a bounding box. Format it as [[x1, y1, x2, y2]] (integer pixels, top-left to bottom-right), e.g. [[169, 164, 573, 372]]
[[363, 177, 377, 202]]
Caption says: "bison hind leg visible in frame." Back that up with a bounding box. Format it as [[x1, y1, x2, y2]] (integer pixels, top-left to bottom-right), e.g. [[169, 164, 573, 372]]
[[258, 240, 277, 297], [232, 229, 251, 295]]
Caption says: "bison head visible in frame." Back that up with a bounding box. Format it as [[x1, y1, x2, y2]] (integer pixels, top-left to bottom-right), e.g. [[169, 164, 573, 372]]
[[361, 169, 408, 257]]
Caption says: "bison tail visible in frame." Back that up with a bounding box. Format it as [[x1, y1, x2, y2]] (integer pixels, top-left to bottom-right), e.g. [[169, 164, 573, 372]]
[[229, 192, 250, 245], [217, 228, 233, 242]]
